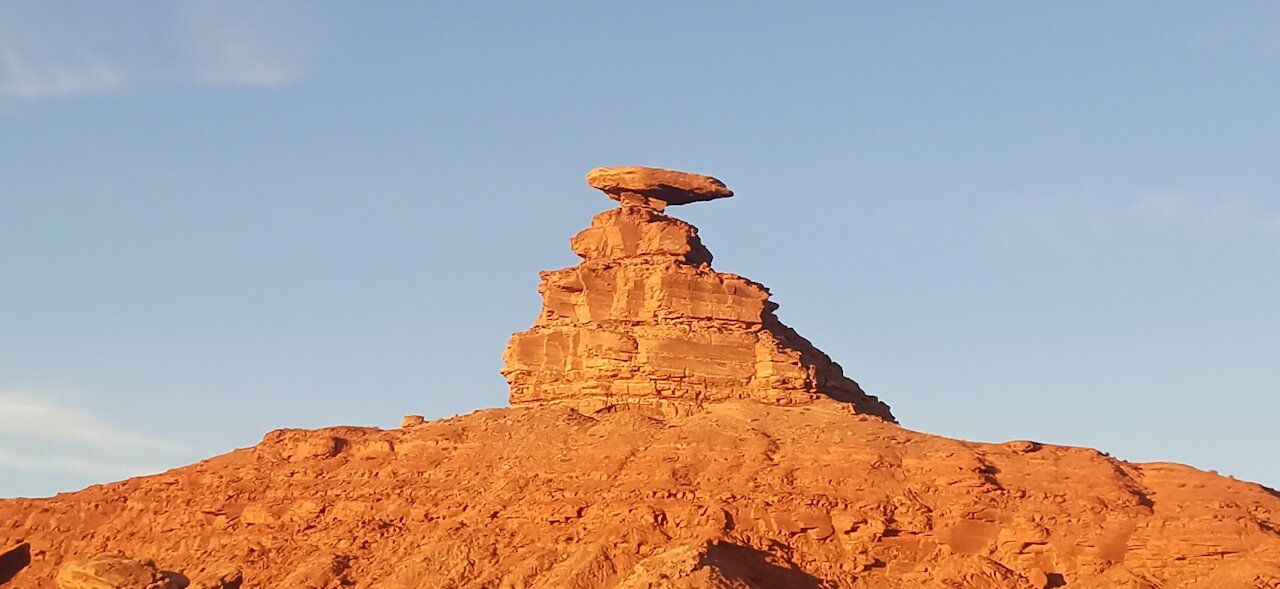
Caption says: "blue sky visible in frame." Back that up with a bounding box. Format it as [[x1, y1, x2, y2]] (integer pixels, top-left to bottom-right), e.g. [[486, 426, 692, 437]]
[[2, 2, 1278, 497]]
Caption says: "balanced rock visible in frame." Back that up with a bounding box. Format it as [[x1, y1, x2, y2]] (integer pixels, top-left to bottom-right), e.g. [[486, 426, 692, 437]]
[[586, 166, 733, 209], [55, 554, 185, 589], [502, 168, 893, 419]]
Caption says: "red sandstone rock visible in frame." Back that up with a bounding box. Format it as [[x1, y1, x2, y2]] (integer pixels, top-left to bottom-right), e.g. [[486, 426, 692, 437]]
[[587, 166, 733, 209], [186, 566, 240, 589], [504, 170, 892, 420], [2, 402, 1278, 588], [55, 554, 185, 589]]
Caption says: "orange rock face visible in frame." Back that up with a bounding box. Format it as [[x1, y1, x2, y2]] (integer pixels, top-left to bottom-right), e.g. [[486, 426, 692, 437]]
[[502, 178, 894, 420]]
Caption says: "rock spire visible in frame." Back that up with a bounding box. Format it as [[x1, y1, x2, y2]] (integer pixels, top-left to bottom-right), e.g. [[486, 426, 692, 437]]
[[501, 166, 894, 420]]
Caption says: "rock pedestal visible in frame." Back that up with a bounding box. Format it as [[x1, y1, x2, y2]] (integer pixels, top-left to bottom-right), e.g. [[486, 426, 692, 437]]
[[502, 166, 894, 420]]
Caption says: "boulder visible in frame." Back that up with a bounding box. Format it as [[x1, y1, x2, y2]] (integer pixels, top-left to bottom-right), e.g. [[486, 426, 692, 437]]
[[56, 554, 186, 589], [586, 166, 733, 208]]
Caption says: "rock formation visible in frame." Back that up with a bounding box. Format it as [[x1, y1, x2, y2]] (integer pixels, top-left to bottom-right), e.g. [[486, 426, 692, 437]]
[[585, 166, 733, 209], [55, 554, 185, 589], [1, 167, 1279, 588], [502, 166, 894, 420], [50, 554, 240, 589], [2, 404, 1279, 588]]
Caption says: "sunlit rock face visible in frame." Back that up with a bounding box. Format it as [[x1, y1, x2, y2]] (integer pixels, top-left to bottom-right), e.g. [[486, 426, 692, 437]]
[[502, 166, 894, 420]]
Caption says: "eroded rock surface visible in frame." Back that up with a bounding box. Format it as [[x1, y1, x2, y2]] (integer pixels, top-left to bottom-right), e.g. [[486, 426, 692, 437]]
[[187, 566, 241, 589], [2, 402, 1278, 588], [502, 169, 894, 420], [55, 554, 185, 589], [586, 166, 733, 208]]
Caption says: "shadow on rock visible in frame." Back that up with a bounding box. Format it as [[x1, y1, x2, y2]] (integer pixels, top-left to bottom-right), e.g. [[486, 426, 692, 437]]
[[701, 542, 825, 589], [0, 542, 31, 585]]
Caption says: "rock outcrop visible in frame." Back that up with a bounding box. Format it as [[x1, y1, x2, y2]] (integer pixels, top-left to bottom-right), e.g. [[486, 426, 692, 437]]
[[55, 554, 185, 589], [502, 166, 894, 420]]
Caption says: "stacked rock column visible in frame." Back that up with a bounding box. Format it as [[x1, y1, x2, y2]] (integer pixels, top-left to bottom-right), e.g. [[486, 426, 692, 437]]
[[501, 167, 894, 421]]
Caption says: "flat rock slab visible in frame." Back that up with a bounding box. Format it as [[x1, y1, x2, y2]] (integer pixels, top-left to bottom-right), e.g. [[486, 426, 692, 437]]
[[587, 166, 732, 207], [56, 554, 186, 589]]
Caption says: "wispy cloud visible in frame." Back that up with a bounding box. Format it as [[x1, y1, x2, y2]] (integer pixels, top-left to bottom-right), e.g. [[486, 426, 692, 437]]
[[1132, 194, 1273, 234], [0, 448, 142, 479], [0, 393, 175, 451], [0, 51, 125, 99], [0, 2, 315, 102], [178, 2, 311, 88], [0, 392, 191, 484], [988, 191, 1280, 240]]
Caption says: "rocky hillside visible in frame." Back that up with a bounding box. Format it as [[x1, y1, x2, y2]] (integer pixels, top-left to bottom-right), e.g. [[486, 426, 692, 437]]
[[3, 401, 1279, 588], [3, 167, 1277, 588]]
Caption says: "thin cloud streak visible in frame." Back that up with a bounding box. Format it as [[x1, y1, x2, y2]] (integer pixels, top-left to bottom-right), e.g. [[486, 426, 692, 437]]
[[1131, 194, 1276, 234], [179, 2, 310, 88], [0, 51, 125, 99], [0, 393, 178, 451], [0, 447, 145, 479], [0, 392, 193, 487], [987, 192, 1280, 240], [0, 2, 314, 102]]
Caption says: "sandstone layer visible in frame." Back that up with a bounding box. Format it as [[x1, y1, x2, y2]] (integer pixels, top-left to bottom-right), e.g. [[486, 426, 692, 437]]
[[586, 166, 733, 208], [502, 170, 893, 420], [2, 402, 1278, 588]]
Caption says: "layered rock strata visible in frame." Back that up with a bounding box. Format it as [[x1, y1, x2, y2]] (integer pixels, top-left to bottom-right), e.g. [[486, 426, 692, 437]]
[[586, 165, 734, 209], [502, 167, 894, 420]]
